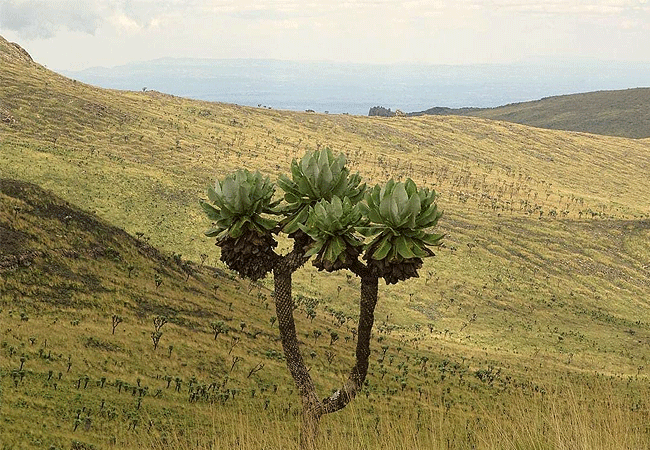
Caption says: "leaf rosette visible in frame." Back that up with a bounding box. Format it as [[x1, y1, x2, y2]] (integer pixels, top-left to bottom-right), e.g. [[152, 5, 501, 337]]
[[299, 196, 365, 272], [276, 148, 365, 236], [357, 179, 443, 284], [200, 169, 278, 241], [199, 169, 279, 280]]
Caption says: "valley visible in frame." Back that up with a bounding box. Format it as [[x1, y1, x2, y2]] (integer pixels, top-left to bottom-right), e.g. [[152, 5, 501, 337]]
[[1, 35, 650, 449]]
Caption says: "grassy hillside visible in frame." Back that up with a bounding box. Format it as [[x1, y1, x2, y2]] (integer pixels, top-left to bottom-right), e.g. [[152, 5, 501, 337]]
[[0, 178, 394, 448], [409, 88, 650, 139], [2, 179, 649, 450], [2, 35, 650, 448]]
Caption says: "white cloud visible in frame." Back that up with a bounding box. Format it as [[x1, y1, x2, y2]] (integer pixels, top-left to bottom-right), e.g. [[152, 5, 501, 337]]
[[3, 0, 650, 69], [3, 0, 649, 41], [0, 0, 103, 38], [108, 12, 141, 33], [0, 0, 177, 39]]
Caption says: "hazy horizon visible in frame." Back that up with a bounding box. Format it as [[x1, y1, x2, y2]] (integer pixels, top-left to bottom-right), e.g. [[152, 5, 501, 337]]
[[62, 57, 650, 116], [4, 0, 650, 115], [2, 1, 650, 71]]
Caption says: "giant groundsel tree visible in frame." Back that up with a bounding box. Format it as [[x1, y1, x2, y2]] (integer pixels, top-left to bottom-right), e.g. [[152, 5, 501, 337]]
[[200, 148, 443, 448]]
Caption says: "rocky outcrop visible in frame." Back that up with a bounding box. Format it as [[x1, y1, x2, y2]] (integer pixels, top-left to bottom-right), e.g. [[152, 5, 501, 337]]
[[0, 35, 33, 63], [368, 106, 395, 117], [0, 106, 15, 124]]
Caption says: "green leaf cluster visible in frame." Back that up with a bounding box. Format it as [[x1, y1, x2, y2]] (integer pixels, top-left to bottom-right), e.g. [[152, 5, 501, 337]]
[[199, 169, 278, 241], [200, 150, 443, 283], [299, 196, 364, 270], [276, 148, 365, 234], [358, 179, 443, 262]]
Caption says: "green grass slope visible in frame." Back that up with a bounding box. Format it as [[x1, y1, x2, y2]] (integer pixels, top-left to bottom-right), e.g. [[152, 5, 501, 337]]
[[2, 35, 650, 448], [0, 177, 286, 447], [2, 32, 650, 368], [2, 179, 649, 450], [410, 88, 650, 139], [0, 178, 417, 448]]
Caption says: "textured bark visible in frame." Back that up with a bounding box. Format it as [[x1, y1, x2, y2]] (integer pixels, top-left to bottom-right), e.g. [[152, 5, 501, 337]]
[[322, 275, 378, 413], [272, 251, 380, 449], [273, 255, 322, 449], [300, 394, 323, 450], [273, 257, 315, 399]]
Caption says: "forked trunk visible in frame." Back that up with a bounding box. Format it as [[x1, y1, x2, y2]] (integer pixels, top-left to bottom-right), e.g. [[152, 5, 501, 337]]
[[273, 258, 380, 449], [322, 275, 378, 414], [273, 261, 322, 448]]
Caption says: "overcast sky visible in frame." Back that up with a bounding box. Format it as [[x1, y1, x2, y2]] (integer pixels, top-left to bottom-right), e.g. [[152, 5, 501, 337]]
[[1, 0, 649, 70]]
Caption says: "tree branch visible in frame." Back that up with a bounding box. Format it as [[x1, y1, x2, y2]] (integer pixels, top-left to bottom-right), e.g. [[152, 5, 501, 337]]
[[347, 258, 371, 278], [322, 275, 378, 414], [269, 229, 311, 272], [273, 259, 322, 415]]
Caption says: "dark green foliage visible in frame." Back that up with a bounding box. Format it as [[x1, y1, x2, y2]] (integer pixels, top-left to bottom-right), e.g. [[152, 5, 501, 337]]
[[299, 196, 364, 272], [368, 106, 396, 117], [210, 320, 228, 340]]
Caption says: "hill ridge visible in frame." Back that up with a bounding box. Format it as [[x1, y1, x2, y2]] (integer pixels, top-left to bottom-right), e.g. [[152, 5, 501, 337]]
[[409, 87, 650, 138], [0, 35, 33, 64], [0, 178, 191, 306], [2, 33, 650, 449]]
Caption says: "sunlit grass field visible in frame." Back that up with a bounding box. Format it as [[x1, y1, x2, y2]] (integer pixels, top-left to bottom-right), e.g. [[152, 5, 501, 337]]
[[1, 35, 650, 449]]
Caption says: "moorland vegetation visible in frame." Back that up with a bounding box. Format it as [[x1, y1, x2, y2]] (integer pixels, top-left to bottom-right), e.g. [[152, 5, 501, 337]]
[[1, 35, 650, 449]]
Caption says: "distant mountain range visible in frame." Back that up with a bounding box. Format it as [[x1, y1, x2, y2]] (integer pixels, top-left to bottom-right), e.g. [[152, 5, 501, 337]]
[[62, 57, 650, 119]]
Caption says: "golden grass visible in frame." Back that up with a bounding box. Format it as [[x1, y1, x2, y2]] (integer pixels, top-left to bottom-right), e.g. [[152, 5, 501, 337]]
[[2, 35, 650, 449], [132, 378, 650, 450]]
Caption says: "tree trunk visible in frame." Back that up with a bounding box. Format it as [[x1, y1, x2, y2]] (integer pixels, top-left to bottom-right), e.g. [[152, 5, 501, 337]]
[[322, 275, 378, 413], [272, 256, 380, 449], [273, 262, 323, 448], [301, 393, 323, 450]]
